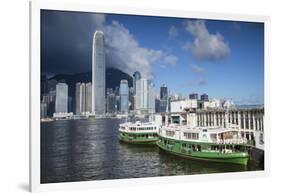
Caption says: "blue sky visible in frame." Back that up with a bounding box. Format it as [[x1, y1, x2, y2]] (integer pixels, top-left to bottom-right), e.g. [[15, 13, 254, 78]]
[[105, 14, 264, 104], [42, 10, 264, 105]]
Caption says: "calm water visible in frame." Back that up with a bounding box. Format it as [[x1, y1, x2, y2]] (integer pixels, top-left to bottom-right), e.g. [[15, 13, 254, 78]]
[[41, 118, 262, 183]]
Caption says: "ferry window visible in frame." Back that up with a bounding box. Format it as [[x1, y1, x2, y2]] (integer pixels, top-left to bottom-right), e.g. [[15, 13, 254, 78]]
[[166, 130, 175, 136], [192, 133, 199, 140]]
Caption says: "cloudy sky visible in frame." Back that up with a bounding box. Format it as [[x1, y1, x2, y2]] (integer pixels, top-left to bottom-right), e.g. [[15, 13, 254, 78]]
[[41, 10, 264, 105]]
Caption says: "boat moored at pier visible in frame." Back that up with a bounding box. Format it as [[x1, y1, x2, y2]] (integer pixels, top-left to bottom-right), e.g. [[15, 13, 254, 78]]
[[157, 124, 249, 165], [119, 121, 159, 145]]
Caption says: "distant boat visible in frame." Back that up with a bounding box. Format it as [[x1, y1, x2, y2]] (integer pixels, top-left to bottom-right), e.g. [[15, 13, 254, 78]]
[[119, 121, 159, 145]]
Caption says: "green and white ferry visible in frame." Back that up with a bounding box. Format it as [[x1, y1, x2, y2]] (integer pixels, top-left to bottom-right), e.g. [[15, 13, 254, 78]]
[[157, 124, 249, 165], [119, 121, 159, 145]]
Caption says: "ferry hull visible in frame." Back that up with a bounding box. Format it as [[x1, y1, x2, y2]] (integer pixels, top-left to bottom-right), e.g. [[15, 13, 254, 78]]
[[119, 133, 158, 145], [157, 141, 249, 165]]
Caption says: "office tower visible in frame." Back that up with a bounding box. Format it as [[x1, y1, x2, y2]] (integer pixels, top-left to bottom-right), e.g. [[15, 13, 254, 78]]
[[92, 31, 106, 115], [129, 87, 134, 110], [68, 96, 72, 113], [41, 75, 48, 99], [75, 83, 85, 115], [200, 93, 209, 101], [159, 84, 169, 112], [189, 93, 199, 100], [160, 84, 168, 100], [159, 100, 168, 112], [76, 82, 92, 115], [120, 80, 129, 113], [46, 90, 56, 117], [55, 83, 68, 113], [133, 71, 142, 110], [40, 102, 48, 118], [140, 78, 148, 110], [85, 83, 92, 113], [106, 88, 116, 114], [133, 71, 141, 95], [148, 83, 156, 113]]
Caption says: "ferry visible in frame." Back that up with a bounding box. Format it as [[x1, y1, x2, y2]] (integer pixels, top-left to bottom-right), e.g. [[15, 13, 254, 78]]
[[119, 121, 159, 145], [157, 124, 249, 165]]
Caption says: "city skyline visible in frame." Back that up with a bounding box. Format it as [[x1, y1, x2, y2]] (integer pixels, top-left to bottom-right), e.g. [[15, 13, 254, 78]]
[[41, 10, 264, 105]]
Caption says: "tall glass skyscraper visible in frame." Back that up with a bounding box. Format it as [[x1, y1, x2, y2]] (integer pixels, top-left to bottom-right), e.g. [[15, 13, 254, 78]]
[[140, 79, 148, 110], [133, 71, 142, 110], [55, 83, 68, 113], [85, 83, 92, 113], [75, 82, 85, 115], [92, 31, 106, 115], [120, 80, 129, 113], [160, 84, 168, 100]]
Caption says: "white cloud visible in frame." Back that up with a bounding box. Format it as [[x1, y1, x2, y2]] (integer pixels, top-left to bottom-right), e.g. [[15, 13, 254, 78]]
[[190, 64, 205, 73], [164, 55, 178, 66], [168, 25, 178, 38], [102, 20, 177, 79], [183, 20, 230, 61], [197, 78, 206, 86]]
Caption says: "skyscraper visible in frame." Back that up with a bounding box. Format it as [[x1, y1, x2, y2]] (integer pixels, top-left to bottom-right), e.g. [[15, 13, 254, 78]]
[[120, 80, 129, 113], [75, 82, 85, 115], [159, 84, 168, 112], [133, 71, 141, 94], [133, 71, 142, 110], [148, 83, 156, 113], [85, 83, 92, 113], [76, 82, 92, 115], [106, 88, 116, 114], [140, 78, 148, 110], [160, 84, 168, 100], [200, 93, 209, 101], [55, 83, 68, 113], [92, 31, 106, 115], [189, 93, 199, 100]]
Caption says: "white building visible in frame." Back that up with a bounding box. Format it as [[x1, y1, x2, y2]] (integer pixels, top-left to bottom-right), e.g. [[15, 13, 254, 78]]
[[170, 99, 198, 112], [55, 83, 68, 114], [120, 80, 129, 113], [148, 83, 156, 113], [85, 83, 92, 113], [75, 82, 85, 115], [203, 99, 223, 109], [92, 31, 106, 115]]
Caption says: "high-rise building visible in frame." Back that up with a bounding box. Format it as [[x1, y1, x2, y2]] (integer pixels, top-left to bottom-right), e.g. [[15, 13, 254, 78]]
[[85, 83, 92, 113], [140, 78, 148, 110], [200, 93, 209, 101], [160, 84, 168, 100], [106, 88, 116, 114], [55, 83, 68, 113], [40, 102, 48, 118], [129, 87, 134, 110], [133, 71, 142, 110], [120, 80, 129, 113], [133, 71, 141, 95], [75, 83, 85, 115], [189, 93, 198, 100], [92, 31, 106, 115], [76, 82, 92, 115], [148, 83, 156, 113]]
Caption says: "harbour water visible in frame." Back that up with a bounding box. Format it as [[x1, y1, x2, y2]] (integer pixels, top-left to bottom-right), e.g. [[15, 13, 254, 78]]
[[41, 118, 262, 183]]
